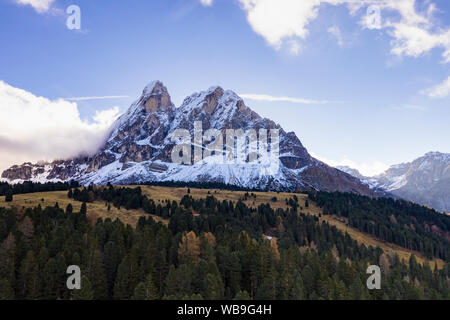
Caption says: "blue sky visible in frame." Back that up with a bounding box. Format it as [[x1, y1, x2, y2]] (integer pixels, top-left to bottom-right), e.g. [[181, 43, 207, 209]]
[[0, 0, 449, 175]]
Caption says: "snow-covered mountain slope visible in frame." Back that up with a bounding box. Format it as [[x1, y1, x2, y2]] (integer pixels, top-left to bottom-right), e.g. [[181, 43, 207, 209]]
[[2, 81, 374, 195], [336, 152, 450, 213], [336, 166, 365, 180]]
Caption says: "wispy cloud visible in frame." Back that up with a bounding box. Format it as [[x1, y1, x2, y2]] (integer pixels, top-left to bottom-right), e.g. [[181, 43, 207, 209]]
[[421, 76, 450, 98], [240, 93, 338, 104], [64, 95, 130, 101], [288, 40, 301, 55], [327, 25, 344, 47], [395, 104, 427, 111], [14, 0, 55, 13]]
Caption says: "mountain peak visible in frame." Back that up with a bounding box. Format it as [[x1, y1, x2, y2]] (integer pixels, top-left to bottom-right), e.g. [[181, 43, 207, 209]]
[[179, 85, 247, 117], [142, 80, 165, 95], [336, 166, 365, 179], [139, 80, 174, 113]]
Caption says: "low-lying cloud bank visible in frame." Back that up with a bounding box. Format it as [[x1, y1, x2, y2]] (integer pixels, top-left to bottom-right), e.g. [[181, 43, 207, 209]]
[[0, 81, 120, 174], [311, 152, 389, 177]]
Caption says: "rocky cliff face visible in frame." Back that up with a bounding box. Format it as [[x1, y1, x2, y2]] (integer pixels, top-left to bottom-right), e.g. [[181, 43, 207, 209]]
[[1, 81, 374, 195], [336, 152, 450, 213]]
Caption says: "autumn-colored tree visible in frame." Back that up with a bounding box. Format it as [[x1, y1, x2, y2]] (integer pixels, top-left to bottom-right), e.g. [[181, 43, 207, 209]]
[[270, 238, 280, 261], [178, 231, 201, 264], [203, 232, 216, 248]]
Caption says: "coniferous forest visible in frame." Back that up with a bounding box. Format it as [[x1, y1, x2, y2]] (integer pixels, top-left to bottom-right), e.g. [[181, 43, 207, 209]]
[[0, 184, 448, 300], [309, 192, 450, 260]]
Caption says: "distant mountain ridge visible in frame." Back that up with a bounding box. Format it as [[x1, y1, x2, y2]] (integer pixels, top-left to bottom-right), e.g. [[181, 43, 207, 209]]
[[338, 152, 450, 213], [1, 81, 373, 196]]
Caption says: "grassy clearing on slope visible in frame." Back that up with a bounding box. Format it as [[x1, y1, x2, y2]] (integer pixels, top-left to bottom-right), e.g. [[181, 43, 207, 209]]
[[0, 190, 165, 227]]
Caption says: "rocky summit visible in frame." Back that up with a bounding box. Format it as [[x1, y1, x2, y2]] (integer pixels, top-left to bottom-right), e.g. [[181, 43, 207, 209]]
[[1, 81, 374, 195]]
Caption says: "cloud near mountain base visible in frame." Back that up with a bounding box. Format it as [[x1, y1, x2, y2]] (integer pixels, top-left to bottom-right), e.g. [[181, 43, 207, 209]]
[[0, 81, 120, 174]]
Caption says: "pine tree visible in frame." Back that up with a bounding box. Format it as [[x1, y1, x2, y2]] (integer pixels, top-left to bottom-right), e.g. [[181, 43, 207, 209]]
[[41, 258, 58, 299], [88, 250, 108, 299], [80, 202, 87, 215], [73, 276, 94, 300], [18, 250, 40, 299], [205, 273, 224, 300], [133, 282, 147, 300], [164, 265, 179, 298], [233, 290, 251, 300], [0, 278, 14, 299], [290, 271, 304, 300], [66, 203, 73, 214], [114, 255, 132, 300], [5, 189, 13, 202], [133, 274, 158, 300]]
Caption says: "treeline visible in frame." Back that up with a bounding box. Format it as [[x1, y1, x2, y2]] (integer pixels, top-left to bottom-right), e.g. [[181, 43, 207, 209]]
[[0, 186, 448, 300], [142, 180, 260, 192], [308, 192, 450, 260], [0, 181, 79, 196], [69, 184, 155, 212]]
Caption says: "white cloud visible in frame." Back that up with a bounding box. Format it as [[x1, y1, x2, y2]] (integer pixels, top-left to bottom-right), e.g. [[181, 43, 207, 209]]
[[65, 96, 129, 101], [0, 81, 121, 173], [238, 0, 330, 50], [14, 0, 55, 13], [239, 93, 333, 104], [311, 152, 389, 177], [327, 25, 344, 47], [93, 107, 121, 127], [234, 0, 450, 61], [388, 24, 450, 63], [421, 76, 450, 98], [199, 0, 213, 7]]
